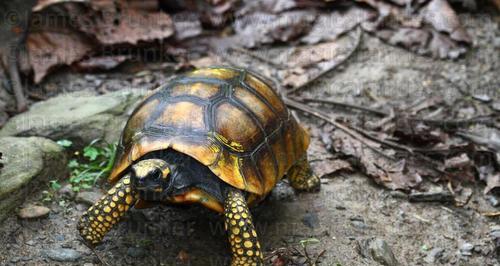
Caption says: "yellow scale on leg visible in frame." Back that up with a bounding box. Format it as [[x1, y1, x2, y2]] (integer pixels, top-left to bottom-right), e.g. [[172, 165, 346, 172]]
[[224, 189, 263, 266], [77, 175, 138, 245]]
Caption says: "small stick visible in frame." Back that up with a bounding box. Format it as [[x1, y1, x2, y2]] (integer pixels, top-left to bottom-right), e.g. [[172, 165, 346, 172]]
[[284, 97, 398, 161], [301, 97, 387, 116]]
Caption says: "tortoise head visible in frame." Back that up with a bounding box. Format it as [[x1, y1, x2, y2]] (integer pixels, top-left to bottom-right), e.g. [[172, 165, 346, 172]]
[[131, 159, 171, 201]]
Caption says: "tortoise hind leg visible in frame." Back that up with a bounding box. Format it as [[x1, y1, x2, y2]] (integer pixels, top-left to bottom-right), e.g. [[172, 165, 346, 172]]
[[223, 189, 263, 266], [287, 155, 320, 191]]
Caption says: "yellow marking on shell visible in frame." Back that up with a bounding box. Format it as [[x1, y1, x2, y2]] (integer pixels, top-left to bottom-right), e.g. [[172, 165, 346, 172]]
[[94, 210, 99, 215], [231, 220, 237, 226], [242, 212, 248, 219], [112, 212, 119, 218], [234, 214, 241, 220], [112, 196, 119, 202], [123, 178, 130, 185], [118, 191, 125, 197], [237, 248, 244, 255], [107, 188, 116, 195], [118, 204, 124, 212], [232, 228, 240, 235], [214, 132, 244, 152], [97, 216, 104, 222], [251, 230, 257, 237], [243, 232, 250, 238], [110, 202, 116, 208], [125, 187, 131, 193], [235, 236, 242, 243], [238, 221, 244, 227], [105, 216, 112, 222], [247, 250, 254, 256]]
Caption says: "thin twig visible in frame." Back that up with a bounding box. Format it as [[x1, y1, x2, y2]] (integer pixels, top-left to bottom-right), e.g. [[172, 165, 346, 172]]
[[284, 97, 398, 161], [409, 115, 496, 129], [301, 97, 387, 116], [288, 27, 362, 94]]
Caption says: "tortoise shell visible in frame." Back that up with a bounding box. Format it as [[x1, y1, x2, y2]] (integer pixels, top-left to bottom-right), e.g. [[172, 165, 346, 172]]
[[108, 67, 310, 196]]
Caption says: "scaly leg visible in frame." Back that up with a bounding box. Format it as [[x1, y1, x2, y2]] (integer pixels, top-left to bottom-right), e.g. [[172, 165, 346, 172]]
[[287, 155, 320, 191], [224, 189, 263, 266], [77, 175, 138, 245]]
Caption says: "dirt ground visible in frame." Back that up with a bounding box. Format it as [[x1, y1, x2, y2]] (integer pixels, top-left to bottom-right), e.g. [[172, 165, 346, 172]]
[[0, 10, 498, 266]]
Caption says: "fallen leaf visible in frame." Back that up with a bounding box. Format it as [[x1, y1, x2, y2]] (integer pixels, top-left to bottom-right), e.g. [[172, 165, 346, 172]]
[[301, 7, 375, 44], [27, 30, 94, 83], [312, 158, 353, 178], [332, 130, 423, 190], [233, 10, 316, 48]]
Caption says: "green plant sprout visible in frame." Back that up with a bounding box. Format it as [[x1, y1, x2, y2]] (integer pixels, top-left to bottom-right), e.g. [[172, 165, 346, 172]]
[[57, 139, 117, 192]]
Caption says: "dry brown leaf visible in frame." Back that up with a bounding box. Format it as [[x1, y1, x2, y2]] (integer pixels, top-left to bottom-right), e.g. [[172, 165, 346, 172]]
[[73, 55, 130, 72], [332, 130, 423, 190], [74, 1, 174, 46], [312, 158, 353, 178], [301, 7, 375, 44], [27, 30, 94, 83], [233, 10, 316, 48]]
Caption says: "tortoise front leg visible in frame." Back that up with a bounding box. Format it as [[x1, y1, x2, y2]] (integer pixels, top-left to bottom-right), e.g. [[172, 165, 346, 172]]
[[224, 189, 263, 266], [77, 174, 138, 245]]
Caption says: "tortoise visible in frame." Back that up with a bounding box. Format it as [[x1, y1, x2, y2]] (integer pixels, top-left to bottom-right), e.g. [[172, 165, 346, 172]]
[[78, 66, 320, 265]]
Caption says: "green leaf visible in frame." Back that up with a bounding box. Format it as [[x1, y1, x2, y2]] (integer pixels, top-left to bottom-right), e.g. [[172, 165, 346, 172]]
[[68, 159, 79, 169], [83, 146, 100, 161], [56, 139, 73, 148], [299, 238, 320, 248], [49, 180, 61, 190]]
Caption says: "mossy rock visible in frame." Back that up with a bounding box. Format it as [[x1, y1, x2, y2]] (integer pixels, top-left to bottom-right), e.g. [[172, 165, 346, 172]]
[[0, 89, 146, 147], [0, 137, 67, 222]]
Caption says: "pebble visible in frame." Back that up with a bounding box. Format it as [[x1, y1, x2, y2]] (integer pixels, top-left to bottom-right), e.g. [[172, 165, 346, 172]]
[[351, 220, 368, 230], [83, 263, 94, 266], [25, 240, 35, 246], [75, 191, 103, 205], [18, 205, 50, 219], [44, 248, 81, 262], [127, 246, 146, 258], [59, 184, 76, 199], [389, 191, 408, 199], [424, 247, 444, 263], [358, 238, 399, 266], [459, 242, 474, 256], [301, 212, 319, 229], [485, 195, 499, 207]]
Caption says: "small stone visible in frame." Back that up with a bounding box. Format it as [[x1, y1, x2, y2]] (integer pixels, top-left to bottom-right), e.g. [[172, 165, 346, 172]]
[[10, 257, 20, 263], [55, 235, 64, 241], [358, 238, 398, 266], [25, 240, 35, 246], [301, 212, 319, 229], [491, 102, 500, 112], [83, 263, 94, 266], [459, 242, 474, 256], [486, 195, 499, 207], [472, 94, 491, 103], [351, 220, 368, 230], [335, 205, 346, 210], [75, 191, 103, 205], [18, 205, 50, 219], [59, 184, 76, 199], [424, 247, 444, 263], [127, 246, 146, 258], [44, 248, 81, 262]]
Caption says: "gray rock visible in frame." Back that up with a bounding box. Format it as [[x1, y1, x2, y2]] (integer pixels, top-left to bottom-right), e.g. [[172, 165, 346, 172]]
[[424, 247, 444, 263], [485, 195, 499, 207], [0, 137, 66, 222], [18, 204, 50, 219], [351, 220, 368, 230], [0, 89, 146, 147], [44, 248, 81, 262], [459, 242, 474, 256], [358, 238, 399, 266], [75, 191, 104, 206], [301, 212, 319, 229], [58, 184, 76, 199], [127, 246, 146, 258]]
